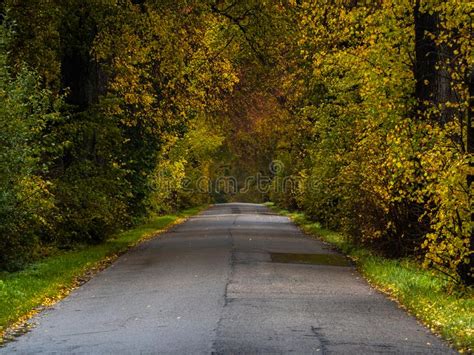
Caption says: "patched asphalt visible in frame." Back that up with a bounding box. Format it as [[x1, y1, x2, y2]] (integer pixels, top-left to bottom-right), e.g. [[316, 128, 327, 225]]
[[1, 203, 454, 354]]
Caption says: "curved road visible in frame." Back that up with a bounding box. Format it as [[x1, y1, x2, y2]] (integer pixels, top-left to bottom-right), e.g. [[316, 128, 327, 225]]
[[2, 203, 453, 354]]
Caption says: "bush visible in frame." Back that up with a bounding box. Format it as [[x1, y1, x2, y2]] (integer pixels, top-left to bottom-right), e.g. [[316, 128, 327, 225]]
[[0, 24, 56, 269]]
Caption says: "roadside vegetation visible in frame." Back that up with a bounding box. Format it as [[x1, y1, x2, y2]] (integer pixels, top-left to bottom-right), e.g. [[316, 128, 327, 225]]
[[266, 202, 473, 352], [0, 0, 472, 348], [0, 206, 204, 343]]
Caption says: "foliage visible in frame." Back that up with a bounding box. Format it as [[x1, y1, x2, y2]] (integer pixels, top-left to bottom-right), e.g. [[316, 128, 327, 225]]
[[0, 0, 472, 285], [148, 119, 225, 213], [1, 0, 239, 269], [0, 1, 472, 349], [0, 23, 57, 270], [264, 0, 473, 284]]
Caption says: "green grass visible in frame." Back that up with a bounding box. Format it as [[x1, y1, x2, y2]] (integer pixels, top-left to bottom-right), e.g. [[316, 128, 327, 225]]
[[0, 205, 205, 341], [265, 202, 473, 352]]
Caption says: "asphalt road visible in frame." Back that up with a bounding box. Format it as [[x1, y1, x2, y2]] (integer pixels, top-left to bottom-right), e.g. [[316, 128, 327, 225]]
[[2, 203, 454, 354]]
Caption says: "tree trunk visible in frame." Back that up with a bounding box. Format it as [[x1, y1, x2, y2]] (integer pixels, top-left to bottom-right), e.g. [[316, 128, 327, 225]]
[[414, 1, 473, 284], [413, 0, 456, 124], [60, 4, 104, 109], [459, 69, 474, 285]]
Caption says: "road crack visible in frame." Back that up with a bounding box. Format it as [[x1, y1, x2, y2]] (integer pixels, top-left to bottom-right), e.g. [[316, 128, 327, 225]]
[[211, 221, 236, 354]]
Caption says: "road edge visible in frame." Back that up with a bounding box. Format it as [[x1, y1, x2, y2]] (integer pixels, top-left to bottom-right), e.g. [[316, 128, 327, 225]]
[[0, 205, 209, 345], [264, 202, 471, 353]]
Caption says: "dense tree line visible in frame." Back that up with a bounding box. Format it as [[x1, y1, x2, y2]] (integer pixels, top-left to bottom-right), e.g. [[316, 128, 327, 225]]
[[0, 0, 472, 285], [264, 0, 472, 284], [206, 0, 473, 284], [0, 0, 237, 269]]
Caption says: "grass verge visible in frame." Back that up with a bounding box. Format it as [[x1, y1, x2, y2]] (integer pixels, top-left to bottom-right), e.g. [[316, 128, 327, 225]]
[[0, 205, 206, 343], [265, 202, 473, 353]]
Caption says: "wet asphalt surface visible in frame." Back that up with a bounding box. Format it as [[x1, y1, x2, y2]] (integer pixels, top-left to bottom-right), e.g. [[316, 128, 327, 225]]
[[1, 203, 454, 354]]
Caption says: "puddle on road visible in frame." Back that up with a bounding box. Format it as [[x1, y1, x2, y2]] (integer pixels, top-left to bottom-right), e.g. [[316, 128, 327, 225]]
[[270, 252, 351, 267]]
